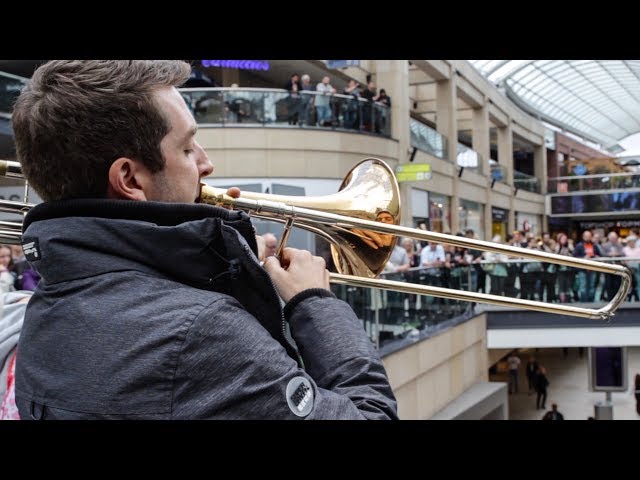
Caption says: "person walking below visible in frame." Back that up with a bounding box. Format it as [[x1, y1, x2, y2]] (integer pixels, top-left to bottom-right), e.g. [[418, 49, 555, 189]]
[[542, 403, 564, 420], [525, 356, 539, 395], [535, 366, 549, 410], [507, 351, 521, 394]]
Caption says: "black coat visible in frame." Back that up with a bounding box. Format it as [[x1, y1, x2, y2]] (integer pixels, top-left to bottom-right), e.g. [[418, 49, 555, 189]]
[[535, 373, 549, 392]]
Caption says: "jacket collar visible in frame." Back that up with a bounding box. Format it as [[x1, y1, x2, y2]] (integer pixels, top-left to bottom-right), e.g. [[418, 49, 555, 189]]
[[22, 199, 259, 288]]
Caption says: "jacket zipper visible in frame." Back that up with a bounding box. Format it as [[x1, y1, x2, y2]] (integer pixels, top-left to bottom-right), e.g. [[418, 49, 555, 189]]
[[242, 244, 304, 369]]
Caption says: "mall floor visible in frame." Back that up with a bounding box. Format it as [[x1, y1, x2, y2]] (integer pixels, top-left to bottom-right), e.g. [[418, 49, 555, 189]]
[[489, 346, 640, 420]]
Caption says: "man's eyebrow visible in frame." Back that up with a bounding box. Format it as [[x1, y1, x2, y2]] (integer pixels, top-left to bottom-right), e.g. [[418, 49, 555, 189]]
[[180, 125, 198, 143]]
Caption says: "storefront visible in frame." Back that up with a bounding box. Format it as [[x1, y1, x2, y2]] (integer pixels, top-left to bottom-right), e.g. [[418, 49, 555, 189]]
[[576, 219, 640, 240], [491, 207, 509, 241], [516, 212, 541, 236], [428, 193, 451, 233], [459, 199, 485, 240]]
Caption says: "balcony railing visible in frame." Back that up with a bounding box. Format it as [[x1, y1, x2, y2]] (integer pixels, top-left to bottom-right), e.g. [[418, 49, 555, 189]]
[[490, 159, 508, 186], [332, 256, 640, 351], [332, 264, 474, 350], [179, 87, 391, 137], [409, 119, 448, 161], [549, 172, 640, 193], [514, 170, 540, 193], [550, 191, 640, 215], [457, 143, 481, 173]]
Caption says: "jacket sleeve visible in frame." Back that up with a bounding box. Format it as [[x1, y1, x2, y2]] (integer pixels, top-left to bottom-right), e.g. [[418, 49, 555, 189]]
[[285, 289, 398, 419], [171, 292, 397, 420]]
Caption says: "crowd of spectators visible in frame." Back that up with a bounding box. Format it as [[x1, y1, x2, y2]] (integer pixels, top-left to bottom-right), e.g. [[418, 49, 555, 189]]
[[341, 226, 640, 340], [184, 71, 392, 134], [283, 72, 391, 133], [379, 227, 640, 306]]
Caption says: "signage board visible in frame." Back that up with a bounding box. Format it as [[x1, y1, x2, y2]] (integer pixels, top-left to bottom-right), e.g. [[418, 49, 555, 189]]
[[396, 163, 432, 182]]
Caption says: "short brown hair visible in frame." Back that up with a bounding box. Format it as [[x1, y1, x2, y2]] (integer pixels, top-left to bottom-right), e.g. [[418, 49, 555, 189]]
[[12, 60, 191, 201]]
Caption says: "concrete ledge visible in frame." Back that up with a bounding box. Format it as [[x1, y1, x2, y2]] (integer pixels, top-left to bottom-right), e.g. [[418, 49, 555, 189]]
[[488, 326, 640, 349], [431, 381, 508, 420]]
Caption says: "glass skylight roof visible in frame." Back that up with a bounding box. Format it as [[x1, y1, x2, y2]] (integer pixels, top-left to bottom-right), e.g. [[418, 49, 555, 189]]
[[468, 60, 640, 149]]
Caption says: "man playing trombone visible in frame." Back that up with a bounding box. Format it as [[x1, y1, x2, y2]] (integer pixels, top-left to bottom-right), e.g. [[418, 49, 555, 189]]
[[11, 60, 397, 420]]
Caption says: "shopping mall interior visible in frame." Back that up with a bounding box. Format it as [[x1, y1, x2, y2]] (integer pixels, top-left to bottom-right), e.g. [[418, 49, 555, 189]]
[[1, 59, 639, 420]]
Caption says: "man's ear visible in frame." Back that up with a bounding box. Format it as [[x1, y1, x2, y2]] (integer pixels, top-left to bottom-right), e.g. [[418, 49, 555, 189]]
[[107, 158, 152, 200]]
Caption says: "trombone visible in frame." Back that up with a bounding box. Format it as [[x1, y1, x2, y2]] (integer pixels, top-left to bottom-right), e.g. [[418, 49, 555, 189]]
[[0, 158, 631, 321]]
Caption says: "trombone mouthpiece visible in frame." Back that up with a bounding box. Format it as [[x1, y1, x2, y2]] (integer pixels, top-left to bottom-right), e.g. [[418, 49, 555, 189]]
[[198, 183, 237, 208]]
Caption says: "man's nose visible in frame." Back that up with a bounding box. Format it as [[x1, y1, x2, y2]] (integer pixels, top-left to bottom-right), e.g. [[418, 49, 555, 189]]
[[197, 145, 214, 178]]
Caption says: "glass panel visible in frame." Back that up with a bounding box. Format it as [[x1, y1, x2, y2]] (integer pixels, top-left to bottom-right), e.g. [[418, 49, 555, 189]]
[[490, 160, 508, 185], [551, 192, 640, 214], [178, 87, 392, 137], [487, 60, 640, 149], [459, 199, 484, 240], [514, 170, 540, 193], [548, 172, 640, 193], [456, 143, 481, 171], [332, 251, 640, 350], [410, 118, 448, 160], [333, 249, 640, 350]]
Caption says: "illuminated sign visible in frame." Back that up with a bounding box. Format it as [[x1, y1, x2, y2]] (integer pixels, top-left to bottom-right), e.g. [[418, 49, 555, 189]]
[[201, 60, 270, 71], [396, 163, 431, 182]]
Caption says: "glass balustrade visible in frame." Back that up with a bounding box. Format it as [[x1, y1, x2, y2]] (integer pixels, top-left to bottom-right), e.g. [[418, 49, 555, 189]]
[[549, 172, 640, 193], [409, 118, 448, 160], [331, 256, 640, 349], [551, 192, 640, 215], [514, 170, 540, 193], [457, 143, 481, 172], [490, 159, 508, 185], [179, 88, 392, 136]]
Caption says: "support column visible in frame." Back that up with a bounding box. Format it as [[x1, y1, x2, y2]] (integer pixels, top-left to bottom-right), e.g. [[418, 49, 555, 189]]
[[534, 143, 547, 195], [473, 100, 492, 240], [534, 143, 548, 232], [436, 73, 458, 233], [374, 60, 412, 225], [375, 60, 410, 153], [498, 123, 514, 233], [472, 102, 490, 177]]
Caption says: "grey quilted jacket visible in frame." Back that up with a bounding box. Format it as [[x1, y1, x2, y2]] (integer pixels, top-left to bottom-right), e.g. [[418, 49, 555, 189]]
[[15, 199, 397, 419]]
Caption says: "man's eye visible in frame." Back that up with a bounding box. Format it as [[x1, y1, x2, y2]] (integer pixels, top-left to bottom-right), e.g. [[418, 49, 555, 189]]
[[184, 149, 194, 155]]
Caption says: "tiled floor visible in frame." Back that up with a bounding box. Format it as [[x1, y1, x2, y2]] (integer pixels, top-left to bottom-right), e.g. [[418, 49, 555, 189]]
[[490, 346, 640, 420]]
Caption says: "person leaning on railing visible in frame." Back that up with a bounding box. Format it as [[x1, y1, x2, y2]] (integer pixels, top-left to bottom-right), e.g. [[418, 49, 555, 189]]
[[554, 232, 575, 303], [483, 236, 509, 296], [623, 235, 640, 301]]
